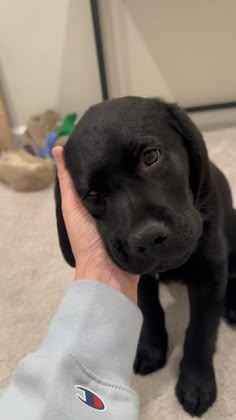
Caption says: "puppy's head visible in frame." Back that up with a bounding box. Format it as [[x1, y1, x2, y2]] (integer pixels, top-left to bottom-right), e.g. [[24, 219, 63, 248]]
[[56, 97, 210, 274]]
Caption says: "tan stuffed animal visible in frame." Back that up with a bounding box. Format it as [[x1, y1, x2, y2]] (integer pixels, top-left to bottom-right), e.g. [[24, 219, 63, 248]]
[[26, 110, 58, 147], [0, 150, 55, 191]]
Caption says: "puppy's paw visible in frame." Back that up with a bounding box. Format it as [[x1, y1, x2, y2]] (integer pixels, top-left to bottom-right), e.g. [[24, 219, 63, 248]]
[[134, 343, 167, 375], [176, 368, 216, 417]]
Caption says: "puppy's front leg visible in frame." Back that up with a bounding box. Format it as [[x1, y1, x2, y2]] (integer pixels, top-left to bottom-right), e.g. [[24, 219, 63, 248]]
[[176, 260, 226, 417], [134, 274, 168, 375]]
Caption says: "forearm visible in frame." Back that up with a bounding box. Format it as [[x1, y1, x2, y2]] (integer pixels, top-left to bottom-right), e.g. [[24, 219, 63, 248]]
[[0, 280, 142, 420]]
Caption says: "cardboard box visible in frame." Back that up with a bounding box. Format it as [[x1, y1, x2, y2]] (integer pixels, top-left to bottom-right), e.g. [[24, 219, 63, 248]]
[[0, 97, 13, 151]]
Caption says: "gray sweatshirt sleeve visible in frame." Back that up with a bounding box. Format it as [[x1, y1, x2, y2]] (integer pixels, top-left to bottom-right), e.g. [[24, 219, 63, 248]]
[[0, 280, 142, 420]]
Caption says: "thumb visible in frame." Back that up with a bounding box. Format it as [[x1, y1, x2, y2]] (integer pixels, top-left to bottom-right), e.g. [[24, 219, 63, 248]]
[[53, 146, 85, 213], [53, 146, 74, 191]]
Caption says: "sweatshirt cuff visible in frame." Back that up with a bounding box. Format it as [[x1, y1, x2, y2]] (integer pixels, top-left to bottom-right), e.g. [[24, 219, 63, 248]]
[[40, 280, 142, 387]]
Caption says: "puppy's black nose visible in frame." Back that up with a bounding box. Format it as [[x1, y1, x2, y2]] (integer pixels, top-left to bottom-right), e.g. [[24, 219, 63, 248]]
[[128, 222, 168, 255]]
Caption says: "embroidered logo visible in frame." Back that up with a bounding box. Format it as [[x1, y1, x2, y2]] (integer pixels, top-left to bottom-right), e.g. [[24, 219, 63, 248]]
[[75, 385, 107, 411]]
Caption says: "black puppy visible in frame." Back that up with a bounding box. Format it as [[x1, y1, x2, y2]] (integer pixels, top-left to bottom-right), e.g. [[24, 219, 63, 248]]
[[55, 97, 236, 417]]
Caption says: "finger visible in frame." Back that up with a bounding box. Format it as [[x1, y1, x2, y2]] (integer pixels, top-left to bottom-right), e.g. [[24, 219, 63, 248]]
[[53, 146, 67, 177], [53, 146, 85, 215], [53, 146, 75, 190]]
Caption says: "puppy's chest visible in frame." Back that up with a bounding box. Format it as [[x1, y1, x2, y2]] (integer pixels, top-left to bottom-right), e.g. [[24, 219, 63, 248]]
[[154, 265, 192, 284]]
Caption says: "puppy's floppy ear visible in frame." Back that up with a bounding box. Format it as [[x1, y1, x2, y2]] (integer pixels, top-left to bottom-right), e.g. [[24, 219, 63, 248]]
[[166, 102, 211, 204], [54, 177, 75, 267]]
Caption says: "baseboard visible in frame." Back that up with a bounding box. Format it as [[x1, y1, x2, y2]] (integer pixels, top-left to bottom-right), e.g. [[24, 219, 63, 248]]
[[188, 108, 236, 131], [11, 109, 236, 137]]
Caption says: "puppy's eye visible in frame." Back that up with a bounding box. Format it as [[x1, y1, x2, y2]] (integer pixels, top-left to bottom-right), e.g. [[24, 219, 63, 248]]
[[86, 190, 99, 198], [143, 148, 161, 166]]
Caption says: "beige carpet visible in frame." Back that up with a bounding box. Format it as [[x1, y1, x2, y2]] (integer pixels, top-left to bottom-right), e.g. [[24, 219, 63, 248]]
[[1, 127, 236, 419]]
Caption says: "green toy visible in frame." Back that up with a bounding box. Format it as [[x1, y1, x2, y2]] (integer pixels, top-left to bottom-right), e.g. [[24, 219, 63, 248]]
[[57, 113, 77, 136]]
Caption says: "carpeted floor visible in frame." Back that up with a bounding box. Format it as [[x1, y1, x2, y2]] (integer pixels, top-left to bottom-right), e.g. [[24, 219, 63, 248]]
[[1, 126, 236, 419]]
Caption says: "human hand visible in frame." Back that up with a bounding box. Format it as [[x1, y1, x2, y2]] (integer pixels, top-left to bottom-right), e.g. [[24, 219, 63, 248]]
[[53, 146, 139, 303]]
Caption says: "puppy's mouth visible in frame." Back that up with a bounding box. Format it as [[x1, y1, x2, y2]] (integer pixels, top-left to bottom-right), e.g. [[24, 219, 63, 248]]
[[107, 239, 194, 275]]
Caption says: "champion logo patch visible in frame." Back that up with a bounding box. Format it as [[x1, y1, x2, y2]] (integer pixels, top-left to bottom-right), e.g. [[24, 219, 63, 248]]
[[75, 385, 107, 411]]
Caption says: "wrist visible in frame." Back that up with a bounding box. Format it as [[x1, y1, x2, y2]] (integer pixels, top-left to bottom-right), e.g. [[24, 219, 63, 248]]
[[74, 261, 139, 304]]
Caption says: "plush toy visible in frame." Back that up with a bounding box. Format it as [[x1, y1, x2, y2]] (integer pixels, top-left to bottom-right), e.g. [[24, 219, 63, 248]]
[[26, 110, 59, 147], [54, 135, 69, 147], [0, 110, 77, 192], [0, 150, 54, 191], [38, 113, 77, 158]]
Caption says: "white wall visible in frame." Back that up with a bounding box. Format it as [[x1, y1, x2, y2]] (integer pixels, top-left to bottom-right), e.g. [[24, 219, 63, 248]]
[[99, 0, 174, 101], [58, 0, 101, 119], [2, 0, 236, 128], [0, 0, 101, 127], [99, 0, 236, 107]]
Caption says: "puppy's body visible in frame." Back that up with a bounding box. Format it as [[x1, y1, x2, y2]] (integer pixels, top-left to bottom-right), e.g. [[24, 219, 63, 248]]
[[55, 97, 236, 417]]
